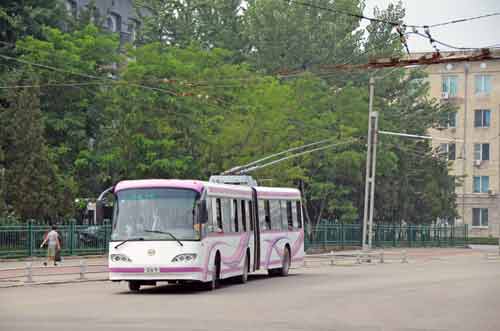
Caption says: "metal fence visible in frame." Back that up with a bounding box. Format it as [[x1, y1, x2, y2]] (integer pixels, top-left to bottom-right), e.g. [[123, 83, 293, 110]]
[[305, 224, 468, 250], [0, 221, 112, 259], [0, 222, 468, 258]]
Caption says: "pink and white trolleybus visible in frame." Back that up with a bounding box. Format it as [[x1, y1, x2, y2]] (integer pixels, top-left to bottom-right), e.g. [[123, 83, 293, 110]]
[[99, 177, 304, 291]]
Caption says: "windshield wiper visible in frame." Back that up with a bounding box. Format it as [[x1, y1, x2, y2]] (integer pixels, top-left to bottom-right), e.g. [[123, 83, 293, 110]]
[[144, 230, 184, 247], [114, 237, 144, 249]]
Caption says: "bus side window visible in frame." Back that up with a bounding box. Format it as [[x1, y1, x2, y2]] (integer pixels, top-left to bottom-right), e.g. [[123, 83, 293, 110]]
[[216, 198, 223, 231], [233, 199, 239, 232], [296, 201, 303, 228], [291, 200, 298, 229], [264, 200, 271, 230], [248, 200, 254, 231], [270, 200, 282, 230], [222, 198, 232, 232], [286, 201, 293, 230], [241, 200, 247, 232]]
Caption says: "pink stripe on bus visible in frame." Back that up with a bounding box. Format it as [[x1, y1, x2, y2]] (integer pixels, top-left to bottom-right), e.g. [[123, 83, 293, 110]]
[[109, 267, 144, 273], [108, 267, 203, 273]]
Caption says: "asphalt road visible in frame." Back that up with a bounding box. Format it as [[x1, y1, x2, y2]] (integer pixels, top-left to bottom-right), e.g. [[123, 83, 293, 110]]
[[1, 253, 499, 331]]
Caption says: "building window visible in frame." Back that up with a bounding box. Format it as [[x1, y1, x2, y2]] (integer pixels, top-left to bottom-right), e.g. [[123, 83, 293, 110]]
[[439, 143, 456, 161], [106, 13, 121, 32], [448, 112, 457, 128], [474, 143, 490, 161], [128, 19, 139, 42], [65, 0, 77, 18], [472, 208, 488, 227], [473, 176, 489, 193], [475, 75, 492, 95], [474, 109, 491, 128], [442, 76, 458, 97]]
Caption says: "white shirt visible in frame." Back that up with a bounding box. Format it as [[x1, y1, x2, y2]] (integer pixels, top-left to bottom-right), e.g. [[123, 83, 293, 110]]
[[47, 230, 59, 247]]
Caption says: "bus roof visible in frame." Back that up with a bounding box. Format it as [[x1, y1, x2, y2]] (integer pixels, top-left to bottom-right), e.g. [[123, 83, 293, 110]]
[[114, 179, 205, 193], [254, 186, 301, 200], [113, 179, 301, 200], [206, 182, 253, 199]]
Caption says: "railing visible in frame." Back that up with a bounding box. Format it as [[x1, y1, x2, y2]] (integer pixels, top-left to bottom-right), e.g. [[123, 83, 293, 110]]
[[0, 222, 468, 258], [305, 224, 468, 250], [0, 221, 112, 258]]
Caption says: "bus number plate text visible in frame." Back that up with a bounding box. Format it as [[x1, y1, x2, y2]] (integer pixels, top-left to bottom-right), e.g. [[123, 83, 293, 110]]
[[145, 267, 160, 273]]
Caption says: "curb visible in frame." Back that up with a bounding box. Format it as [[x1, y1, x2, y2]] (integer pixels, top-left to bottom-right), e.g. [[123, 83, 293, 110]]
[[0, 277, 108, 288], [0, 255, 107, 263]]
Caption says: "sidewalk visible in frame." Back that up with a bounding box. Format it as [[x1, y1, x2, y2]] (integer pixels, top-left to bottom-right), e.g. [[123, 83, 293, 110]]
[[0, 256, 108, 288]]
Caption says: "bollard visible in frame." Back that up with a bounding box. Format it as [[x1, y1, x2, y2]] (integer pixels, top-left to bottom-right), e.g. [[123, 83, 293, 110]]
[[356, 253, 361, 264], [379, 251, 384, 264], [25, 262, 33, 283], [79, 260, 87, 280], [498, 244, 500, 257], [401, 250, 408, 263], [330, 256, 335, 266]]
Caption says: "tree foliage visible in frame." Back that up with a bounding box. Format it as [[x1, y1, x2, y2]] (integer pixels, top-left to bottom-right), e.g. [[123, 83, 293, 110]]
[[0, 0, 457, 226]]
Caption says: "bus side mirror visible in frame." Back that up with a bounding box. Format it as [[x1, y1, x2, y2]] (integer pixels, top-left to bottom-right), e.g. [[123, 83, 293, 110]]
[[197, 200, 208, 224], [96, 200, 104, 224]]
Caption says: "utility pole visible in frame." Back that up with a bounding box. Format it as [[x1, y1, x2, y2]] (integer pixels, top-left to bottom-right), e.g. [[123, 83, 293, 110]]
[[368, 112, 378, 249], [362, 77, 377, 250]]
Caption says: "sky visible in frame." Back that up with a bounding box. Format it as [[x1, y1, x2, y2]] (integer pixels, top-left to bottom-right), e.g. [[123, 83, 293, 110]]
[[363, 0, 500, 52]]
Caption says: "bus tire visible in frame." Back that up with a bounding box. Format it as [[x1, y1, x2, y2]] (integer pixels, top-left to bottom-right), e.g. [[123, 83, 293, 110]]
[[204, 254, 221, 291], [237, 253, 249, 284], [128, 281, 141, 292], [279, 247, 291, 277]]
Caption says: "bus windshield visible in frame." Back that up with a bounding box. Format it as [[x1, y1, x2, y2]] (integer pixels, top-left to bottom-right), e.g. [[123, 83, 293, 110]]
[[111, 188, 200, 241]]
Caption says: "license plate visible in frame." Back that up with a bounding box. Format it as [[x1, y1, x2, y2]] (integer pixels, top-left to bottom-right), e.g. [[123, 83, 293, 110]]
[[145, 266, 160, 273]]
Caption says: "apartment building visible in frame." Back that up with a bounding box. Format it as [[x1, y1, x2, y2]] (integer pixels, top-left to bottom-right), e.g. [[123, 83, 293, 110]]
[[64, 0, 141, 44], [424, 50, 500, 237]]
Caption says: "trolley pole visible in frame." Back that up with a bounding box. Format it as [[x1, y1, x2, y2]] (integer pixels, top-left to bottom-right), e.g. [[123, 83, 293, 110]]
[[362, 77, 377, 250]]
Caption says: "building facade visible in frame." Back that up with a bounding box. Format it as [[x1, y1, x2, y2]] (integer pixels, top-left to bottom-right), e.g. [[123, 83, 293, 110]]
[[424, 51, 500, 237], [64, 0, 141, 44]]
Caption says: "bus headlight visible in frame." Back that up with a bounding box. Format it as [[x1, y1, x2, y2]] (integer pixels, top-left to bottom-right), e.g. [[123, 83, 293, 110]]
[[172, 254, 197, 263], [110, 254, 132, 262]]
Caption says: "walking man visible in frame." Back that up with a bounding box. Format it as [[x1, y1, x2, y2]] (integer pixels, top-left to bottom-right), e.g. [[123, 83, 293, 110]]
[[40, 225, 61, 266]]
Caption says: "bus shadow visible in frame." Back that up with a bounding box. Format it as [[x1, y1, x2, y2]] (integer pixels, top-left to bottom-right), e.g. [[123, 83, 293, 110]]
[[116, 273, 303, 295]]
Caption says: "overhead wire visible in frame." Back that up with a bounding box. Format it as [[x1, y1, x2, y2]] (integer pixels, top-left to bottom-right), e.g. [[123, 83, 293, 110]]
[[284, 0, 500, 29], [238, 138, 363, 174], [409, 31, 500, 51]]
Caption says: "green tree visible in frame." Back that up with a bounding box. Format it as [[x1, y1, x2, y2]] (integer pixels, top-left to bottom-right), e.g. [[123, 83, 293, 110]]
[[0, 0, 67, 44], [243, 0, 363, 73], [135, 0, 245, 58], [0, 78, 75, 220]]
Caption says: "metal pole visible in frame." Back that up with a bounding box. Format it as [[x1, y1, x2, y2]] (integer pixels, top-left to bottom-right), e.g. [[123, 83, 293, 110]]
[[368, 112, 378, 249], [362, 77, 375, 250], [79, 260, 87, 280], [462, 64, 469, 229], [25, 262, 33, 283]]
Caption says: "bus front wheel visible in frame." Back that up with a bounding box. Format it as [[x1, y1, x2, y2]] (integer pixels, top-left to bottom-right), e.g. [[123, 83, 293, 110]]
[[128, 281, 141, 292]]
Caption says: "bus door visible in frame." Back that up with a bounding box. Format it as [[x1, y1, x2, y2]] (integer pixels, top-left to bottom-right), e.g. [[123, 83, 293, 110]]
[[251, 188, 260, 270]]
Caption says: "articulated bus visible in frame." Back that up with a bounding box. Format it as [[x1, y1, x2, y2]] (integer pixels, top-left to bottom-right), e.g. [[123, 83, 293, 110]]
[[99, 178, 304, 291]]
